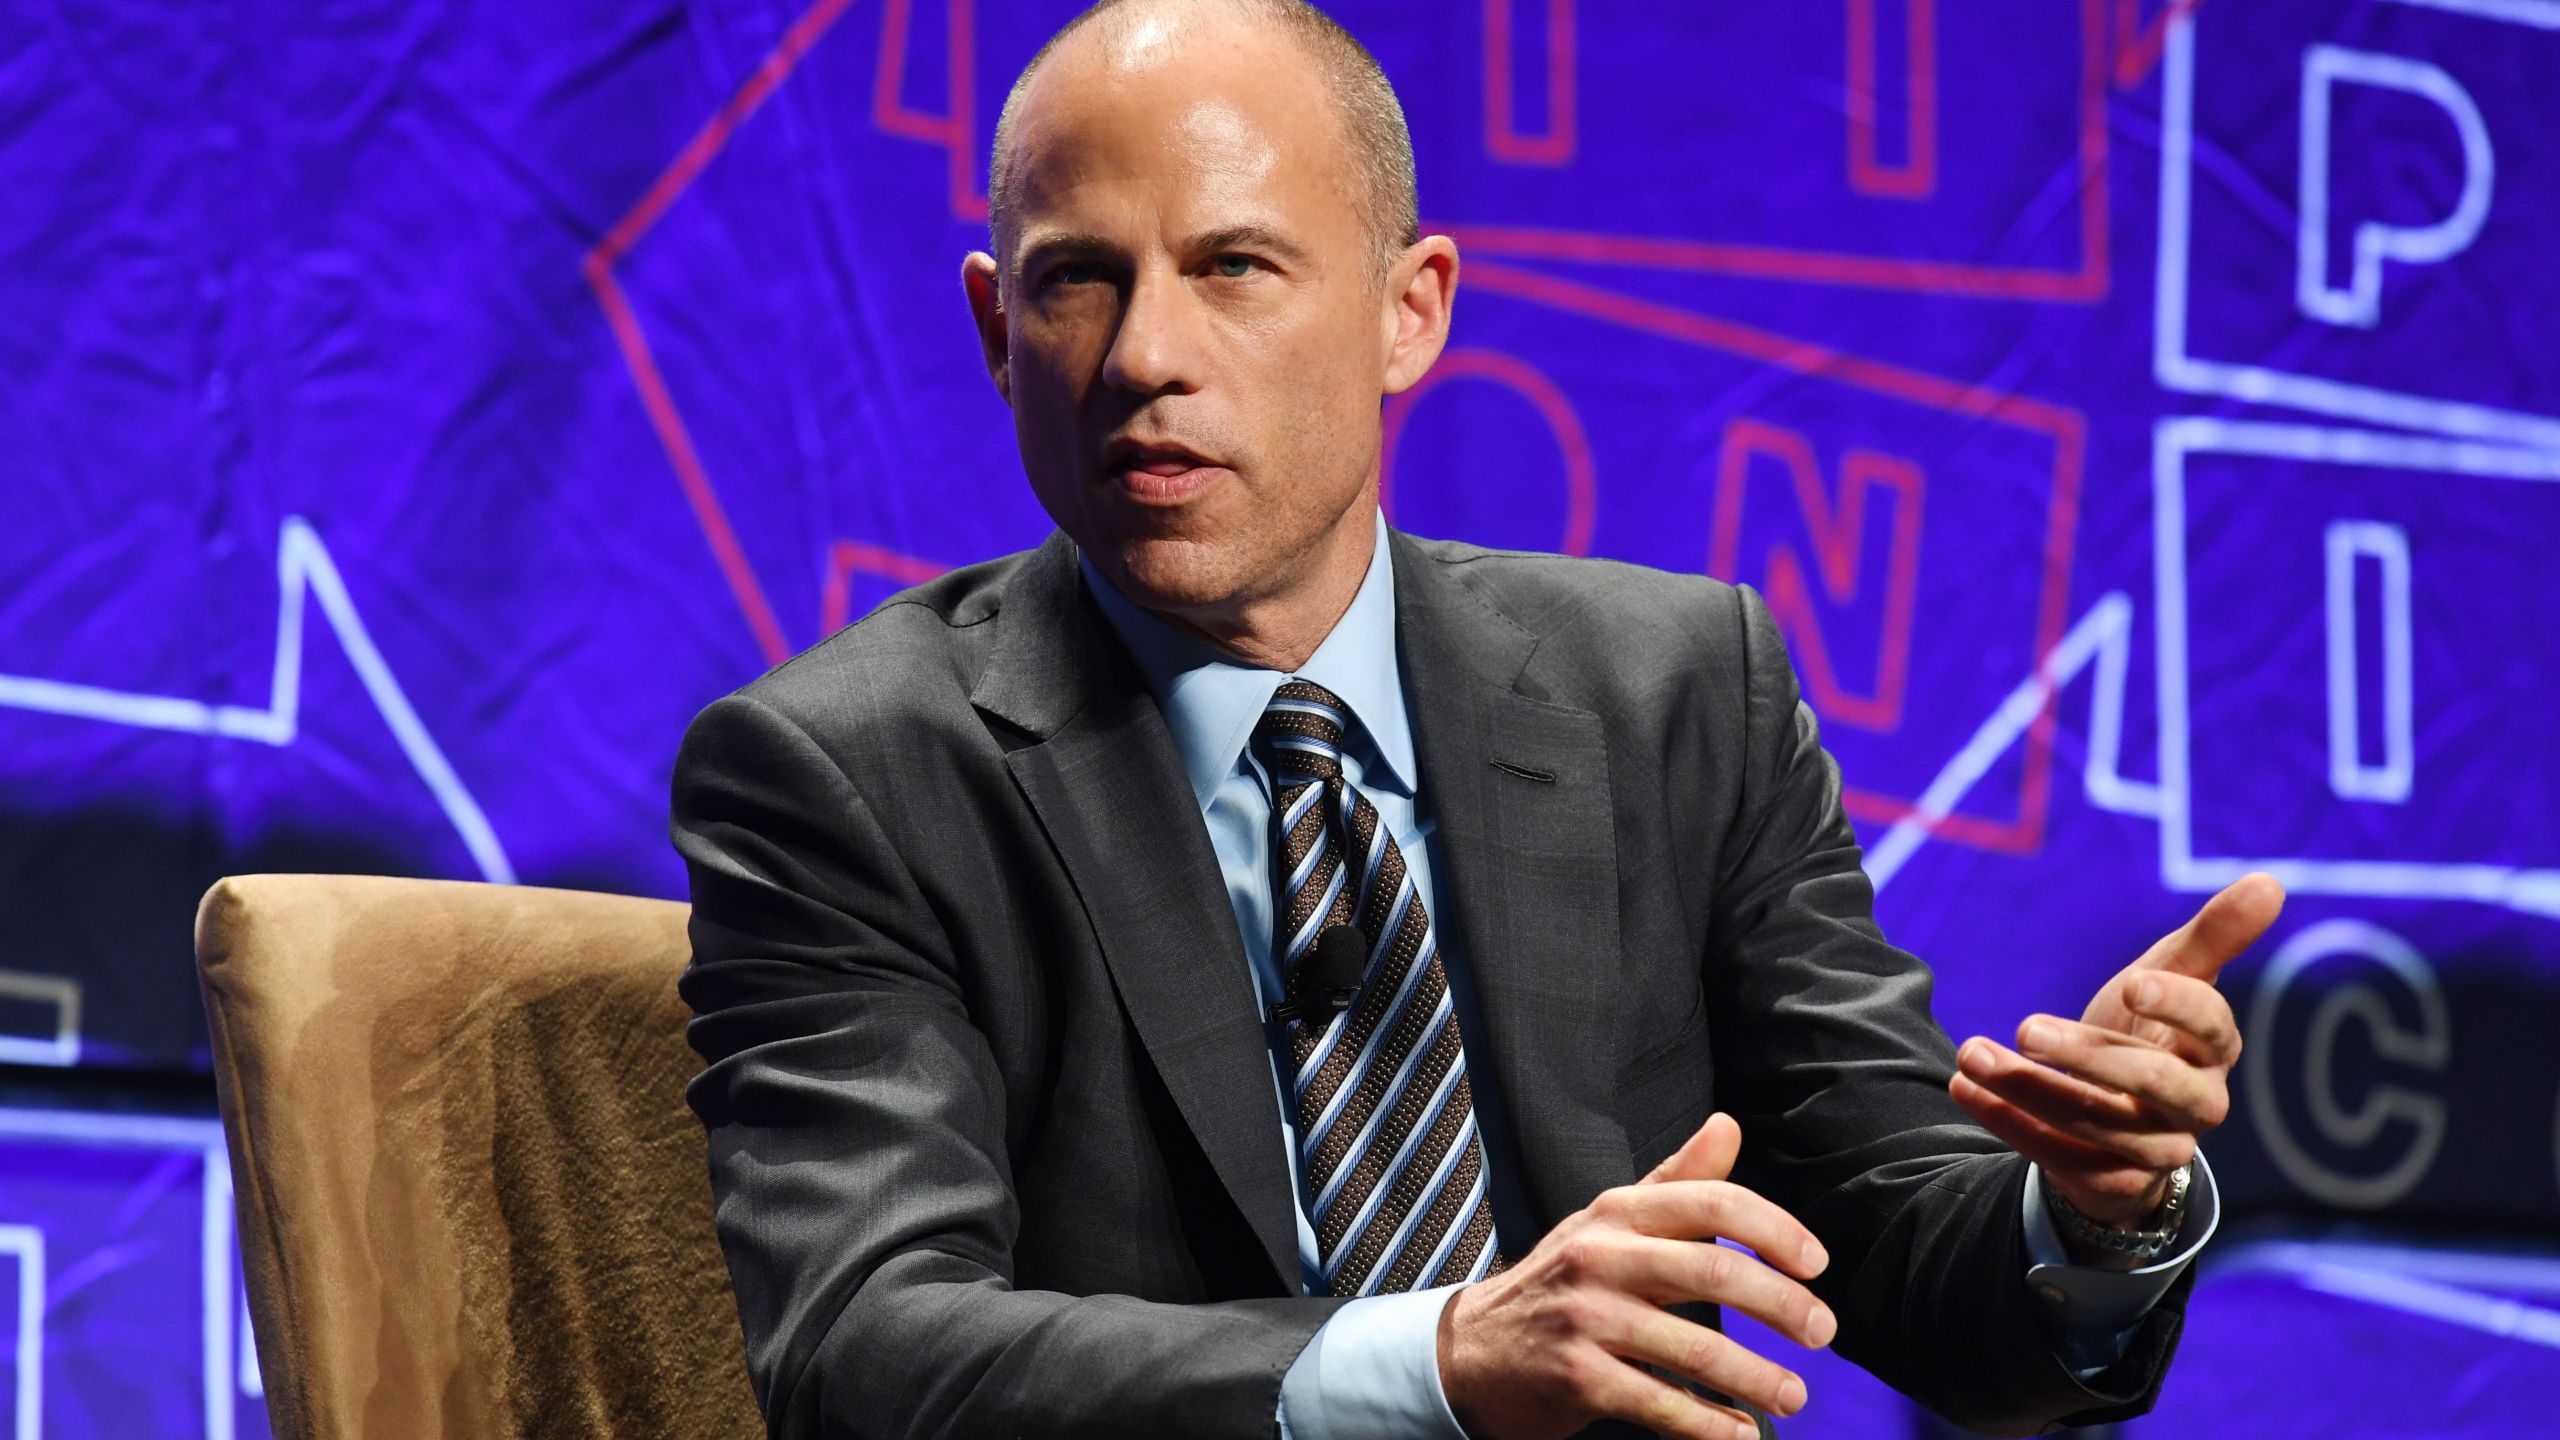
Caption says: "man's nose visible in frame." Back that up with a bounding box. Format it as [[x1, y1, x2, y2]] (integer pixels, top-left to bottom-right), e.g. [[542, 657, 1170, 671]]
[[1099, 265, 1203, 397]]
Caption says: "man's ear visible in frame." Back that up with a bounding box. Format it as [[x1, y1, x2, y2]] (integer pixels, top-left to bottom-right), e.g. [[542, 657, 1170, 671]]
[[962, 251, 1012, 405], [1380, 235, 1459, 396]]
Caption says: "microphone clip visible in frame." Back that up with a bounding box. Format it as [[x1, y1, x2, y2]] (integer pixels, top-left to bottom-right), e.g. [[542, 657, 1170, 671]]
[[1272, 923, 1368, 1029]]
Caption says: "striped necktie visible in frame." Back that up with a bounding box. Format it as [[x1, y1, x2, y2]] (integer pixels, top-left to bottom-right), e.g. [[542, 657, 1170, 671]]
[[1256, 678, 1508, 1297]]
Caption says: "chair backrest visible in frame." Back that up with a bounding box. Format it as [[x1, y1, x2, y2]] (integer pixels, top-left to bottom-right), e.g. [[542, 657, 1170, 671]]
[[195, 873, 763, 1440]]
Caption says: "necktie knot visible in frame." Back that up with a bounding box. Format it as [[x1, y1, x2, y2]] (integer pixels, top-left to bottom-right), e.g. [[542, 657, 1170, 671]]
[[1255, 678, 1350, 785]]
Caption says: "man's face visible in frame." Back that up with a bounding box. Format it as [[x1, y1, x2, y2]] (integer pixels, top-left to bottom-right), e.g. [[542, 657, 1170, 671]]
[[965, 14, 1415, 621]]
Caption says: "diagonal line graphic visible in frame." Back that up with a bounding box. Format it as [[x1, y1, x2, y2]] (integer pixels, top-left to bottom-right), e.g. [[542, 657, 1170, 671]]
[[0, 519, 516, 888], [1863, 591, 2153, 893], [583, 0, 951, 667]]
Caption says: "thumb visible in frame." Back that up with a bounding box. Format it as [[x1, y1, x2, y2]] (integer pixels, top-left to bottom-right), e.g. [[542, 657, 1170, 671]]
[[1646, 1111, 1742, 1185], [2143, 871, 2285, 982]]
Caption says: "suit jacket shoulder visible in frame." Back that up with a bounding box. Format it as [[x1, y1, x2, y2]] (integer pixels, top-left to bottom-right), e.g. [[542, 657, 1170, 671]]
[[730, 544, 1020, 740], [1390, 534, 1767, 759], [1396, 534, 1742, 671]]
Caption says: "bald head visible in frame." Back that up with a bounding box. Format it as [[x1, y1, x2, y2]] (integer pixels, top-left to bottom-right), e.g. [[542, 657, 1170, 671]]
[[988, 0, 1419, 291]]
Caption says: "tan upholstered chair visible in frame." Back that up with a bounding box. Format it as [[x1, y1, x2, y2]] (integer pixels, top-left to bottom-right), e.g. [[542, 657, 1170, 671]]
[[194, 874, 763, 1440]]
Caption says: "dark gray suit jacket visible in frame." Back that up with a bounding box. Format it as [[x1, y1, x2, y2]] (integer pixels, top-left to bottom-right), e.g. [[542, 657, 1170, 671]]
[[671, 527, 2196, 1440]]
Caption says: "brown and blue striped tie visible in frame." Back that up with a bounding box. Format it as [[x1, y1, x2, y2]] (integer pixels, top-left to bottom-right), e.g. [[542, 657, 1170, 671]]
[[1256, 678, 1508, 1297]]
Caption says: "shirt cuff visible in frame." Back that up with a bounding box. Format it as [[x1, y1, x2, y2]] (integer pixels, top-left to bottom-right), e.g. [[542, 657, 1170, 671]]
[[1279, 1284, 1471, 1440], [2021, 1149, 2221, 1378]]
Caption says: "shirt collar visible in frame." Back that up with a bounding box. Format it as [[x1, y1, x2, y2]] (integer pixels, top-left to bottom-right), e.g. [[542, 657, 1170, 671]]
[[1079, 510, 1416, 813]]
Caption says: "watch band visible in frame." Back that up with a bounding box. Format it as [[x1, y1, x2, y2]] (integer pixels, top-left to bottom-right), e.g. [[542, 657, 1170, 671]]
[[2045, 1158, 2193, 1264]]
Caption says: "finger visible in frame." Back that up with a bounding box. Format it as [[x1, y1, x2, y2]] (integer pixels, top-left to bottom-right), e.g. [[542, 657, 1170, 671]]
[[1947, 1069, 2166, 1207], [2119, 971, 2244, 1068], [1597, 1180, 1830, 1282], [1647, 1111, 1743, 1186], [1602, 1233, 1838, 1350], [1567, 1345, 1764, 1440], [2017, 1017, 2226, 1132], [1960, 1036, 2149, 1126], [1595, 1292, 1808, 1420], [2139, 872, 2284, 982], [1954, 1041, 2199, 1172]]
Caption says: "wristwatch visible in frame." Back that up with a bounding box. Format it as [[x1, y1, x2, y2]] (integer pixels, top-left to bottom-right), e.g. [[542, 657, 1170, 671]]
[[2045, 1159, 2193, 1264]]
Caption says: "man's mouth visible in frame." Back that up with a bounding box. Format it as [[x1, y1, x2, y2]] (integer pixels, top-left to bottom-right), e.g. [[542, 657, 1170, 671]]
[[1103, 441, 1227, 502]]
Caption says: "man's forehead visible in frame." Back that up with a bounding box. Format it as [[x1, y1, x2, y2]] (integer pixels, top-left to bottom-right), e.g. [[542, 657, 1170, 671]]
[[1025, 8, 1315, 134], [1003, 39, 1342, 244], [1008, 91, 1282, 207]]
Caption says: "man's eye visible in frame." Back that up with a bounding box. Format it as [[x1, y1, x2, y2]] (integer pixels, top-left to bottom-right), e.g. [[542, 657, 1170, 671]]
[[1209, 254, 1258, 278], [1045, 261, 1103, 288]]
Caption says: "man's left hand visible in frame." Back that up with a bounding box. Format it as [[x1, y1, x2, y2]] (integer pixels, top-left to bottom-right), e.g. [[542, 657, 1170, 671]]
[[1947, 873, 2285, 1228]]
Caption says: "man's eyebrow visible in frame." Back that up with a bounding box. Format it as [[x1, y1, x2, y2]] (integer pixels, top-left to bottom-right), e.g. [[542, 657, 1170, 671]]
[[1190, 224, 1311, 264], [1012, 224, 1313, 274], [1015, 232, 1121, 272]]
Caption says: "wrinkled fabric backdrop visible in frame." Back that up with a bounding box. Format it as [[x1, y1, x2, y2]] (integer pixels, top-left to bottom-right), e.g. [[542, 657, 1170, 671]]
[[2, 1, 2556, 1436]]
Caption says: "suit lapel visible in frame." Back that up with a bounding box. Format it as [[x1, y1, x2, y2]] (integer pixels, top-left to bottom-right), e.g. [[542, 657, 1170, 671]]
[[1391, 531, 1635, 1238], [975, 536, 1303, 1294]]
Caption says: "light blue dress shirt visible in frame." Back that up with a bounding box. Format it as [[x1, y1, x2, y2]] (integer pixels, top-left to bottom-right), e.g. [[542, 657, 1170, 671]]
[[1079, 514, 2214, 1437]]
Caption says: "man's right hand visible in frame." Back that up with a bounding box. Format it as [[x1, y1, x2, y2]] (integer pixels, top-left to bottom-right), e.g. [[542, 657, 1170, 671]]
[[1434, 1113, 1836, 1440]]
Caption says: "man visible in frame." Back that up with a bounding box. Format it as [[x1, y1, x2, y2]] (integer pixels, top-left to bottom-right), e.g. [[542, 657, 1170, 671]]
[[670, 3, 2282, 1437]]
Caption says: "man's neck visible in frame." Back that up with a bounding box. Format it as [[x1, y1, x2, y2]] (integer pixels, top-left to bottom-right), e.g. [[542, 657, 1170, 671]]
[[1157, 506, 1379, 672]]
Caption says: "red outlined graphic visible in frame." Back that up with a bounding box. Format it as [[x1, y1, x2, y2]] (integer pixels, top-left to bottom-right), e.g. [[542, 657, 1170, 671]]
[[1709, 419, 1925, 732], [1461, 258, 2083, 853], [874, 0, 987, 221], [1443, 0, 2109, 302], [2111, 0, 2206, 89], [822, 540, 952, 633], [588, 0, 954, 665], [1380, 348, 1596, 556], [1485, 0, 1577, 166], [1846, 0, 1939, 199], [583, 0, 862, 665]]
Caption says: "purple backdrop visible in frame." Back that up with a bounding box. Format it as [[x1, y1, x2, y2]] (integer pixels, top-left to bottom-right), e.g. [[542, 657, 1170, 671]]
[[3, 1, 2557, 1434]]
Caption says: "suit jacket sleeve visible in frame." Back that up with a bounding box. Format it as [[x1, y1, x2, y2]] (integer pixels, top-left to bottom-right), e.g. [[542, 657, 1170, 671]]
[[1701, 586, 2196, 1438], [672, 690, 1345, 1440]]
